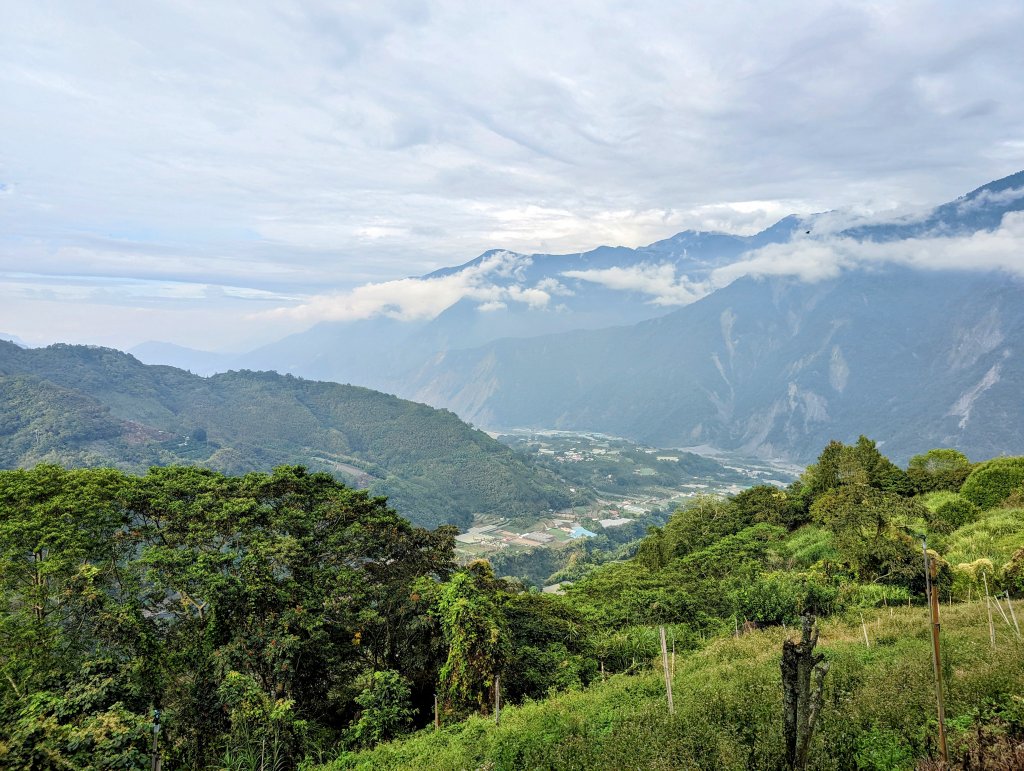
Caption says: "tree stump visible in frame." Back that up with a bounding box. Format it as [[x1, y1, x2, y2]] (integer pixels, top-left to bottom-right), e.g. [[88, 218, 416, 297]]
[[781, 615, 830, 770]]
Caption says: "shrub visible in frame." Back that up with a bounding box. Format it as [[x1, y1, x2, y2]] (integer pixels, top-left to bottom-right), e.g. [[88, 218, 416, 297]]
[[349, 671, 415, 748], [960, 457, 1024, 510], [928, 495, 980, 534]]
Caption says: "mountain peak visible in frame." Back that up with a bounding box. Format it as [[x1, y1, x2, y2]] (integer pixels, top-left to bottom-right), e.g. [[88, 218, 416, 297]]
[[962, 169, 1024, 200]]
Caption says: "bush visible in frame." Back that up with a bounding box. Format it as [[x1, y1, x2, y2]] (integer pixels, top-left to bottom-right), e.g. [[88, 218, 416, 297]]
[[928, 495, 980, 534], [960, 457, 1024, 510], [349, 671, 415, 748]]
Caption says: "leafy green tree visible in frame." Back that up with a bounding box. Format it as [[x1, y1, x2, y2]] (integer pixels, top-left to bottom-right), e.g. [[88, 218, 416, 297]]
[[906, 448, 972, 493], [928, 495, 979, 534], [662, 495, 749, 558], [731, 484, 808, 529], [810, 485, 925, 586], [435, 562, 506, 716]]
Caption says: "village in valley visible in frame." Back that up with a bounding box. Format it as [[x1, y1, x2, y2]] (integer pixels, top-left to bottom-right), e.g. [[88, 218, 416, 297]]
[[453, 429, 800, 564]]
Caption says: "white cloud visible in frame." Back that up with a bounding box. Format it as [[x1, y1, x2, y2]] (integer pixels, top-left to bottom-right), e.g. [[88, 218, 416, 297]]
[[562, 264, 706, 305], [3, 0, 1024, 348], [266, 250, 554, 322], [711, 211, 1024, 287]]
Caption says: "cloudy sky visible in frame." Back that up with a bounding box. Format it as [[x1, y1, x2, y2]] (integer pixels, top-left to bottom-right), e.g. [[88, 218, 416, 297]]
[[2, 0, 1023, 351]]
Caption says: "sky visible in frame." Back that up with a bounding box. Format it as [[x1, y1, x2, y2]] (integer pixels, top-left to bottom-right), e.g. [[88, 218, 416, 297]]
[[2, 0, 1024, 351]]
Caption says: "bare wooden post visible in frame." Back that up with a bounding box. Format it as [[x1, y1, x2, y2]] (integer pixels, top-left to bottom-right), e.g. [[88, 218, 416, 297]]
[[494, 674, 501, 725], [781, 615, 830, 770], [983, 572, 996, 648], [860, 615, 870, 648], [600, 660, 605, 681], [925, 553, 948, 766], [1007, 592, 1021, 639], [150, 709, 161, 771], [434, 693, 440, 730], [659, 626, 675, 714]]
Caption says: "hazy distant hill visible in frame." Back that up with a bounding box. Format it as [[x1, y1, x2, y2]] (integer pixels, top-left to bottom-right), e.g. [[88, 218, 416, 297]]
[[0, 340, 575, 529]]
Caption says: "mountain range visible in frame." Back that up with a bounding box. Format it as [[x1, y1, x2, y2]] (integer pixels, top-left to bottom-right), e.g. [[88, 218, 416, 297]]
[[116, 170, 1024, 462]]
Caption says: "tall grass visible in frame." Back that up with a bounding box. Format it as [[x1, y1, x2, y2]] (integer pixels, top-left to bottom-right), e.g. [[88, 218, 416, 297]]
[[318, 602, 1024, 770]]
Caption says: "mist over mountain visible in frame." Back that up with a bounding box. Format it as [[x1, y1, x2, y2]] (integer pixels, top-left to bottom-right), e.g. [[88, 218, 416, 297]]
[[132, 172, 1024, 463]]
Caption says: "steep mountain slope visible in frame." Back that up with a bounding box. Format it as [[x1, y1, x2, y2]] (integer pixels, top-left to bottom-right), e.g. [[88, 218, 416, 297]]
[[407, 269, 1024, 464], [0, 341, 573, 529]]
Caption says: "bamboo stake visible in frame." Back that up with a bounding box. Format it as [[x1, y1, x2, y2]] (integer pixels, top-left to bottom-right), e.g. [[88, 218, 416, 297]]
[[434, 693, 440, 730], [925, 553, 948, 765], [983, 573, 996, 648], [494, 674, 501, 725], [1006, 592, 1021, 639], [660, 626, 675, 714], [993, 594, 1012, 629], [861, 615, 870, 648]]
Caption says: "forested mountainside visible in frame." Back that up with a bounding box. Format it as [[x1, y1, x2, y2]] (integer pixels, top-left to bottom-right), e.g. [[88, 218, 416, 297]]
[[3, 439, 1023, 769], [408, 268, 1024, 464], [0, 340, 571, 529]]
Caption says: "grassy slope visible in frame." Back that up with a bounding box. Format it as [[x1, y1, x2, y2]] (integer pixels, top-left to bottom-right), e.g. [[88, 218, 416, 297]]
[[325, 602, 1024, 771]]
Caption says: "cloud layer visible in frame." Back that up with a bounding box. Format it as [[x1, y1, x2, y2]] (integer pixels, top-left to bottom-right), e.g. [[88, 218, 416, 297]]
[[2, 1, 1024, 348]]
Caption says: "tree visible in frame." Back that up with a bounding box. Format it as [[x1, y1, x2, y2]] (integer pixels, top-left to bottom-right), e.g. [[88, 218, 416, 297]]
[[907, 449, 972, 493], [435, 562, 506, 716], [781, 615, 830, 770]]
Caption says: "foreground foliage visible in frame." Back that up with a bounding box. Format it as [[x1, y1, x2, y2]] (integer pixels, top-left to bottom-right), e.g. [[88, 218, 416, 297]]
[[2, 436, 1024, 769], [325, 602, 1024, 770]]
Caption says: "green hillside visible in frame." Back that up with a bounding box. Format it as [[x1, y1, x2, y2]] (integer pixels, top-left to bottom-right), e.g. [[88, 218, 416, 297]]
[[328, 603, 1024, 770], [2, 434, 1023, 769], [328, 439, 1024, 770], [0, 341, 573, 529]]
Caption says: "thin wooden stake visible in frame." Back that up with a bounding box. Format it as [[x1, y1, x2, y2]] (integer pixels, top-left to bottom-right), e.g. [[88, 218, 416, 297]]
[[925, 553, 949, 766], [494, 674, 501, 725], [993, 594, 1013, 629], [434, 693, 440, 730], [659, 626, 675, 714], [600, 660, 606, 681], [983, 573, 996, 648], [860, 615, 870, 648], [1006, 592, 1021, 639]]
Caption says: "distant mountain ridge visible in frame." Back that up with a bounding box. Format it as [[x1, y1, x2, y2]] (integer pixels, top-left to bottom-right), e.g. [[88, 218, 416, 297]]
[[406, 268, 1024, 464], [126, 172, 1024, 463], [0, 340, 575, 529]]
